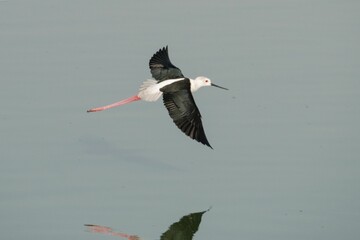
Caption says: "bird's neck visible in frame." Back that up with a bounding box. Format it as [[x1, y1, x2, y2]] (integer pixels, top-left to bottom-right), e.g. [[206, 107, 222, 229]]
[[190, 78, 201, 92]]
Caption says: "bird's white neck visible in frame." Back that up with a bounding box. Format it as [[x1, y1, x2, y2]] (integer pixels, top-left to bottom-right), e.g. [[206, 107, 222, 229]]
[[190, 78, 202, 92]]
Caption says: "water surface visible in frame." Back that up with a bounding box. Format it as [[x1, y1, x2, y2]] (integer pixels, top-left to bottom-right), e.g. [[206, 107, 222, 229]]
[[1, 1, 359, 239]]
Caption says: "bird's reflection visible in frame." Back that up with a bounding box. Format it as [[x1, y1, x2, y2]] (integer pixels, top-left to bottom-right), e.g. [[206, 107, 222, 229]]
[[84, 224, 140, 240], [85, 208, 209, 240], [160, 209, 209, 240]]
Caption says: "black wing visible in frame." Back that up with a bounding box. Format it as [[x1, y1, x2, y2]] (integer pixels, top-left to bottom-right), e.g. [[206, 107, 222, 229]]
[[149, 46, 184, 82], [160, 79, 212, 149]]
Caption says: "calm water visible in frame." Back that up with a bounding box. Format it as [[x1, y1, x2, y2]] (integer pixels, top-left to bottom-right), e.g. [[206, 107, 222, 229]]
[[1, 1, 359, 239]]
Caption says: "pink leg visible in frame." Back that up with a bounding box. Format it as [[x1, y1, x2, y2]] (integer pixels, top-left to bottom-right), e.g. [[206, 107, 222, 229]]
[[87, 95, 141, 112]]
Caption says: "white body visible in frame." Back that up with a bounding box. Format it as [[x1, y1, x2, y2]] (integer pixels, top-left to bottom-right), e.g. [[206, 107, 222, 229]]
[[137, 76, 211, 102]]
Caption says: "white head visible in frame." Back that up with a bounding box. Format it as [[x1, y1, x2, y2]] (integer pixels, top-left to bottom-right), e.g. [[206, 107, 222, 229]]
[[191, 76, 228, 92]]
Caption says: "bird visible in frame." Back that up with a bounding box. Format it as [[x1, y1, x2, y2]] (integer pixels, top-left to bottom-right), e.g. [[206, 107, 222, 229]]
[[87, 46, 228, 148]]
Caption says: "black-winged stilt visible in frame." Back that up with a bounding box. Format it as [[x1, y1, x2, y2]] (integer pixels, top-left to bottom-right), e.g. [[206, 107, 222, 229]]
[[87, 46, 228, 148]]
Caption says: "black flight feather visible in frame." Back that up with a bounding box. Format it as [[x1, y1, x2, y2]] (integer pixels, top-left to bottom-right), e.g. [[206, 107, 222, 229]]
[[149, 46, 184, 82], [160, 79, 212, 149]]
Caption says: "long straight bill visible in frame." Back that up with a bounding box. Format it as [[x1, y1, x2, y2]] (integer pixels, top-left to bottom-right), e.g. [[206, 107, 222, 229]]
[[87, 95, 141, 112], [211, 83, 228, 90]]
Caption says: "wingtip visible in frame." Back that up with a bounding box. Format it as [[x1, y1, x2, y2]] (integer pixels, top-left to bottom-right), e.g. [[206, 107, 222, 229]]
[[206, 143, 214, 149], [163, 45, 169, 53], [201, 136, 213, 149], [199, 137, 213, 149], [158, 46, 167, 52]]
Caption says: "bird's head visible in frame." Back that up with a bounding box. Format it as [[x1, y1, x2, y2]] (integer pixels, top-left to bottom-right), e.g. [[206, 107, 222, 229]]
[[192, 76, 228, 92]]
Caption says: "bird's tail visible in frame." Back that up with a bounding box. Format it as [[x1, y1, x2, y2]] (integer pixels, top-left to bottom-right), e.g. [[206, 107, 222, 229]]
[[137, 79, 162, 102], [138, 79, 158, 92]]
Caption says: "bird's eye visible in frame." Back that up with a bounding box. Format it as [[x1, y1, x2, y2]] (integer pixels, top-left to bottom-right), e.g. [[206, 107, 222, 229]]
[[205, 80, 209, 83]]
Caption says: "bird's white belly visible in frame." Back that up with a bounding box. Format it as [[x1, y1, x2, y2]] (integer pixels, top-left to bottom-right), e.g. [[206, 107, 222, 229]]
[[138, 78, 184, 102]]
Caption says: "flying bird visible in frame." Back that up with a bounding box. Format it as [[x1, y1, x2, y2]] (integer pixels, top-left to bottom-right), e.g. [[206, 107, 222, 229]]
[[87, 46, 228, 148]]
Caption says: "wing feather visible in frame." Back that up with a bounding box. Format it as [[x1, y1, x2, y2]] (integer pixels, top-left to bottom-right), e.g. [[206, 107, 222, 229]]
[[160, 80, 212, 148], [149, 46, 184, 82]]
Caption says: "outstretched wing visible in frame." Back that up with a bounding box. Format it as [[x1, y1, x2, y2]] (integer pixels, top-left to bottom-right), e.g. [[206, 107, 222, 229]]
[[160, 79, 212, 148], [149, 46, 184, 82]]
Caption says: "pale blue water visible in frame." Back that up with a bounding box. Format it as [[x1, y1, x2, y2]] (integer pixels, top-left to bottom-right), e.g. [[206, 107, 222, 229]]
[[1, 1, 359, 240]]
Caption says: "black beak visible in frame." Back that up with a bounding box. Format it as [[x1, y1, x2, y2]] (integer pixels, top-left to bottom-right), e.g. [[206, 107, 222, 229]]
[[211, 83, 228, 90]]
